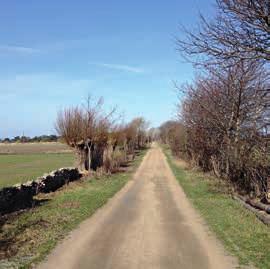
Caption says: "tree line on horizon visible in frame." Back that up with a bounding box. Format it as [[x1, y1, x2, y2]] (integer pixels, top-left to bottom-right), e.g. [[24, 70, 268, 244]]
[[160, 0, 270, 201], [0, 134, 59, 143]]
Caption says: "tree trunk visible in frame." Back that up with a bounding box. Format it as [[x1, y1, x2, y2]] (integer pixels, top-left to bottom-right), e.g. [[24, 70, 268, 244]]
[[266, 177, 270, 203], [211, 155, 221, 178], [75, 148, 86, 172], [87, 144, 92, 174]]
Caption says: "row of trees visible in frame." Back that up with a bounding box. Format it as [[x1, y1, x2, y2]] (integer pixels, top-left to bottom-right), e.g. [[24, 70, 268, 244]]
[[0, 135, 59, 143], [56, 97, 150, 173], [159, 121, 186, 157], [162, 0, 270, 199]]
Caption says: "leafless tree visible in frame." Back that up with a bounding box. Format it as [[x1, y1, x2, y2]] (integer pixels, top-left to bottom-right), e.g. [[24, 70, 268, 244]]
[[159, 121, 187, 157], [56, 97, 150, 173], [177, 60, 269, 197], [56, 97, 115, 172], [177, 0, 270, 65]]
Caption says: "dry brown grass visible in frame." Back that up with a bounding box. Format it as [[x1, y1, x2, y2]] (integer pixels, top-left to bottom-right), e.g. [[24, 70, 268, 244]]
[[173, 158, 189, 169]]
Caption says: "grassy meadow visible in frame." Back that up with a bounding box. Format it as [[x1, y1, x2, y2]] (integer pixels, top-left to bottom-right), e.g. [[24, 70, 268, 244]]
[[163, 146, 270, 269], [0, 143, 74, 188]]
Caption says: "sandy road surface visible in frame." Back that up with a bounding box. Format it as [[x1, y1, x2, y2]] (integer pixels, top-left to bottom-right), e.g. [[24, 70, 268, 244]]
[[38, 144, 237, 269]]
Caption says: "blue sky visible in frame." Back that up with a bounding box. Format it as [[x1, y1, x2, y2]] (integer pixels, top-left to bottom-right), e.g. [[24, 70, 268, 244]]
[[0, 0, 215, 138]]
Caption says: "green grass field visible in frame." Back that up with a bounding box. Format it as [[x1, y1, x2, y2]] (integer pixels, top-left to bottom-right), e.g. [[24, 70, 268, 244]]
[[0, 150, 147, 269], [0, 153, 75, 188], [163, 146, 270, 269]]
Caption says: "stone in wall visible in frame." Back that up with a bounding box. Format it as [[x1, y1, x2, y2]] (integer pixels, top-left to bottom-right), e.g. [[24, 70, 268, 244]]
[[38, 168, 81, 193], [0, 184, 34, 215]]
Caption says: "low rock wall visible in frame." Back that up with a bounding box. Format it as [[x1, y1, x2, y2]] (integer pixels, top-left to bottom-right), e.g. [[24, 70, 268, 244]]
[[0, 168, 82, 215]]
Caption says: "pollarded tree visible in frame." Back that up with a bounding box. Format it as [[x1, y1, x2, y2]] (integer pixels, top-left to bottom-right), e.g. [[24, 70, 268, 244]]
[[56, 97, 115, 172], [124, 117, 149, 154], [132, 117, 150, 149]]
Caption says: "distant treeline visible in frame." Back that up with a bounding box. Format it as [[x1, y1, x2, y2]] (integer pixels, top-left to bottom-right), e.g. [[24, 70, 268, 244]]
[[0, 135, 59, 143]]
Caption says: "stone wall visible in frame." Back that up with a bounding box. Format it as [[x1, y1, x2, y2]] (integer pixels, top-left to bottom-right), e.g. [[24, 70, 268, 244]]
[[0, 168, 82, 215]]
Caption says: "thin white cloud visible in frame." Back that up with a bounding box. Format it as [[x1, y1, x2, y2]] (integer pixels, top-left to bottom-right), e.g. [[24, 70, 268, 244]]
[[0, 39, 87, 55], [43, 39, 88, 51], [0, 45, 40, 54], [92, 63, 145, 73]]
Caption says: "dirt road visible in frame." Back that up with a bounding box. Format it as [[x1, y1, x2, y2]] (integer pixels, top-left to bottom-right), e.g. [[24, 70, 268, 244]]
[[38, 144, 237, 269]]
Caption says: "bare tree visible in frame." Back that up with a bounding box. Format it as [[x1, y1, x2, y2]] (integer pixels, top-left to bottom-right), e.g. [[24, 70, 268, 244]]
[[159, 121, 186, 157], [56, 97, 115, 172], [123, 117, 149, 154], [147, 127, 160, 143], [56, 97, 150, 174], [177, 0, 270, 65], [177, 60, 269, 197]]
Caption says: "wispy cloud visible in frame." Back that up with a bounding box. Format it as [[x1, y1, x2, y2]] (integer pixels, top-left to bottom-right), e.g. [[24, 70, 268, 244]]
[[0, 45, 40, 55], [0, 39, 87, 55], [92, 63, 145, 73]]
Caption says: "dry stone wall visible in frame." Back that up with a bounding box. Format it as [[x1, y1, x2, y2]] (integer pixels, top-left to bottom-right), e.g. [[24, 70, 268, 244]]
[[0, 168, 82, 215]]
